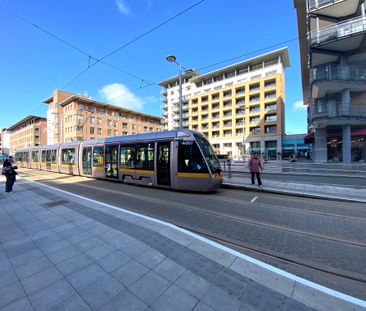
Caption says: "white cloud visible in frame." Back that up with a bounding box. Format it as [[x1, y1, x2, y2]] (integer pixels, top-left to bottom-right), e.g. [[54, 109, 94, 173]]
[[116, 0, 132, 16], [99, 83, 143, 110], [293, 100, 306, 111]]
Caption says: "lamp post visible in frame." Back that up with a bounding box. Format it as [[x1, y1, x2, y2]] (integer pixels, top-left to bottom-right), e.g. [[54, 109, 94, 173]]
[[166, 55, 192, 129]]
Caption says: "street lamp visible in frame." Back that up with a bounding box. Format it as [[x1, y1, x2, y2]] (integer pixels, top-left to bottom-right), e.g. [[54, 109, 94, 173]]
[[166, 55, 192, 129]]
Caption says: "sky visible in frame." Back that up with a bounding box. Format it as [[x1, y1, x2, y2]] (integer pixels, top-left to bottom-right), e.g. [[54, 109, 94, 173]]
[[0, 0, 307, 134]]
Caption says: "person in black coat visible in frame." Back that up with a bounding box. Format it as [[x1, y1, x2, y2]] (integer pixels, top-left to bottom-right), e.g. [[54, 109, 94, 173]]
[[2, 156, 17, 193]]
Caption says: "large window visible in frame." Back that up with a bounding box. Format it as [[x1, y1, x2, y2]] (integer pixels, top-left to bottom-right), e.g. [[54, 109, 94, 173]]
[[178, 141, 208, 173], [41, 151, 46, 163], [135, 143, 154, 170], [50, 150, 57, 164], [120, 146, 135, 168], [61, 148, 75, 164], [32, 151, 39, 162], [93, 146, 104, 167]]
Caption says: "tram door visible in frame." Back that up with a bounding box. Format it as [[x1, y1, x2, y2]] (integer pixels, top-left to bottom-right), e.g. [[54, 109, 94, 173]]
[[82, 147, 92, 175], [157, 142, 171, 186], [105, 144, 119, 178]]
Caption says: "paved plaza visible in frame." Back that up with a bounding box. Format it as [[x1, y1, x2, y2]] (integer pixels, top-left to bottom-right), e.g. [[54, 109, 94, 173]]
[[0, 178, 365, 311]]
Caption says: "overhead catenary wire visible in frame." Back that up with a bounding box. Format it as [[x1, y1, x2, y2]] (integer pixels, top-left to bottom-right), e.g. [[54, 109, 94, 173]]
[[61, 0, 206, 89], [0, 4, 156, 86]]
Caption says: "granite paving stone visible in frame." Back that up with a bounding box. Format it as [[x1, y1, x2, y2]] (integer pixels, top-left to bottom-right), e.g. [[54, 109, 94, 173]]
[[175, 270, 210, 300], [75, 237, 107, 252], [0, 297, 34, 311], [153, 258, 186, 283], [79, 274, 124, 310], [84, 244, 116, 261], [46, 294, 91, 311], [0, 281, 26, 309], [136, 247, 166, 269], [46, 244, 81, 265], [111, 259, 149, 287], [66, 263, 108, 292], [98, 289, 147, 311], [129, 271, 170, 305], [201, 285, 241, 311], [96, 250, 131, 273], [13, 256, 53, 279], [21, 266, 63, 294], [193, 302, 216, 311], [28, 279, 76, 311], [56, 253, 93, 276], [151, 284, 198, 311]]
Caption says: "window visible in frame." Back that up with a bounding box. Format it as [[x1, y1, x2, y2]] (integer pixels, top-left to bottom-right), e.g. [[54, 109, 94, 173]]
[[97, 128, 102, 135], [114, 130, 118, 136], [93, 146, 104, 167], [114, 121, 118, 127], [178, 141, 208, 173], [90, 127, 95, 134], [107, 119, 112, 126], [61, 148, 75, 164], [97, 118, 102, 124], [135, 143, 154, 170], [51, 150, 57, 163], [107, 129, 112, 136], [120, 146, 135, 168], [90, 117, 94, 124], [41, 150, 46, 163], [32, 151, 39, 162]]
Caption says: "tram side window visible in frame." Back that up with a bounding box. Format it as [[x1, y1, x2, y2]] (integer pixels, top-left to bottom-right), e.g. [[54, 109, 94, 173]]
[[41, 151, 46, 163], [46, 150, 51, 162], [135, 143, 154, 170], [120, 146, 135, 168], [61, 148, 75, 164], [93, 146, 104, 167], [24, 152, 29, 162], [15, 153, 21, 162], [32, 151, 39, 162], [178, 141, 208, 173], [51, 150, 57, 164]]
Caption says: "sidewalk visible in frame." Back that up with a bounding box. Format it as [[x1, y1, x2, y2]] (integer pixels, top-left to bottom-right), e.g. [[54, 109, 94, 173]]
[[0, 178, 365, 311], [223, 175, 366, 203]]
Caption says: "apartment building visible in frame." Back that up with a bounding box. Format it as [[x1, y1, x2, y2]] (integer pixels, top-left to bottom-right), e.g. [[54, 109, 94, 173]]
[[159, 48, 289, 159], [6, 116, 47, 154], [294, 0, 366, 163], [0, 129, 9, 156], [44, 90, 163, 144]]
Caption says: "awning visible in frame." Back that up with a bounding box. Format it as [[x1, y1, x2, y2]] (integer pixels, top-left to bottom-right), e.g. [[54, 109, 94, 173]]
[[304, 132, 314, 144]]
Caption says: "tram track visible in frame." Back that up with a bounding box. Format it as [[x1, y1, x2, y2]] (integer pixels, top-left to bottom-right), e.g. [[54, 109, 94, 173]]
[[19, 170, 366, 286], [21, 171, 366, 248]]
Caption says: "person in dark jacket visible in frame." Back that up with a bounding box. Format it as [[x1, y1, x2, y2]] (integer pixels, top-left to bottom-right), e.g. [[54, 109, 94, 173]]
[[247, 153, 263, 186], [2, 156, 17, 193]]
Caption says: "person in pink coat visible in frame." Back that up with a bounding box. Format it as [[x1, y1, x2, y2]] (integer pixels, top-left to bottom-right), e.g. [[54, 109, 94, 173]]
[[247, 153, 263, 186]]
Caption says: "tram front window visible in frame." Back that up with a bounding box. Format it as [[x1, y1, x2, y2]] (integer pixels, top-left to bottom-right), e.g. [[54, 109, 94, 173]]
[[194, 134, 221, 173], [178, 141, 208, 173]]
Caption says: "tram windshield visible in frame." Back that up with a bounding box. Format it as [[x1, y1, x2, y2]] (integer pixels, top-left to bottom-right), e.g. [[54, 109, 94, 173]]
[[194, 134, 221, 173]]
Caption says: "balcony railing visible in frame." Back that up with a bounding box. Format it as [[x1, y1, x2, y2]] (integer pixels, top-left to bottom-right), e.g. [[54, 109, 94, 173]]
[[308, 0, 344, 12], [312, 64, 366, 83], [310, 15, 366, 46], [312, 101, 366, 120]]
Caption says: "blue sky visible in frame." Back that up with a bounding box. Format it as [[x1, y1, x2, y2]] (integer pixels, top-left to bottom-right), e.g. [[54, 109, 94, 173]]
[[0, 0, 307, 134]]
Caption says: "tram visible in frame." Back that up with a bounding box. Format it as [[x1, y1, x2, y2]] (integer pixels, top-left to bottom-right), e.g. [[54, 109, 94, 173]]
[[15, 130, 223, 191]]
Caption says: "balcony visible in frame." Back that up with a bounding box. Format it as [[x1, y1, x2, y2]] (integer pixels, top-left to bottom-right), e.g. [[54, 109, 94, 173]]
[[161, 97, 168, 103], [311, 100, 366, 128], [308, 0, 358, 17], [311, 64, 366, 98], [160, 88, 167, 95], [310, 16, 366, 52]]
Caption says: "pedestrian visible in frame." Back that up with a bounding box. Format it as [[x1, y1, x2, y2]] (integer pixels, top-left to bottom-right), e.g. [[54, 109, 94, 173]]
[[247, 153, 263, 186], [2, 156, 18, 193]]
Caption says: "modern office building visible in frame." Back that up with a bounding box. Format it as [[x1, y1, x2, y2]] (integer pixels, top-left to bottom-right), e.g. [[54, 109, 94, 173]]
[[6, 116, 47, 154], [44, 90, 163, 144], [159, 48, 290, 160], [294, 0, 366, 163]]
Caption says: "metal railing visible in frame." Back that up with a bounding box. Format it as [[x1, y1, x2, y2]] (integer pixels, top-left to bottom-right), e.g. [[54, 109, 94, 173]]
[[312, 64, 366, 82], [311, 101, 366, 120], [308, 0, 344, 12], [310, 15, 366, 46]]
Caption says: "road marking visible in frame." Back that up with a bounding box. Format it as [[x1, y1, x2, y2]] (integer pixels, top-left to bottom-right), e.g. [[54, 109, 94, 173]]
[[251, 196, 258, 203], [18, 176, 366, 309]]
